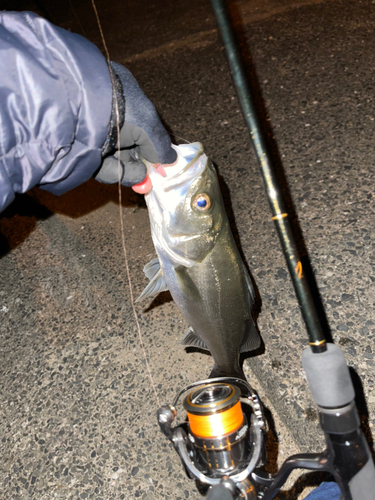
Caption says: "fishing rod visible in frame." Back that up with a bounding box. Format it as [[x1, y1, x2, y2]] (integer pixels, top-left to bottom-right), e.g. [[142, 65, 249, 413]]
[[156, 1, 375, 499]]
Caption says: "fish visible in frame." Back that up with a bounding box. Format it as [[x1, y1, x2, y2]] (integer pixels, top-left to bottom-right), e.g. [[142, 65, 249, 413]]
[[137, 142, 261, 379]]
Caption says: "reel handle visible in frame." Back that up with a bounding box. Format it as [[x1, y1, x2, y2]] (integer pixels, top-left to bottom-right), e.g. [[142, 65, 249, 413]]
[[157, 405, 176, 442]]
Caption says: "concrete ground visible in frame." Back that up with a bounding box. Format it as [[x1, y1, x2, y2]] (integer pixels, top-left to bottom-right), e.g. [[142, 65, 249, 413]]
[[1, 0, 375, 498]]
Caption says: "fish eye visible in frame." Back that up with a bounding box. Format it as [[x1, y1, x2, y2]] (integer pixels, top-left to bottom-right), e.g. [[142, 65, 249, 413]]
[[192, 193, 211, 212]]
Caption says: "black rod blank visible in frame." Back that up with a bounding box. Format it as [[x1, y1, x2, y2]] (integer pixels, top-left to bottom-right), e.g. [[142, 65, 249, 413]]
[[210, 0, 326, 351]]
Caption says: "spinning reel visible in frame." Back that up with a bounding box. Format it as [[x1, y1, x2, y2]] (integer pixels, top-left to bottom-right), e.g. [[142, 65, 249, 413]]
[[158, 372, 375, 499], [157, 377, 267, 499]]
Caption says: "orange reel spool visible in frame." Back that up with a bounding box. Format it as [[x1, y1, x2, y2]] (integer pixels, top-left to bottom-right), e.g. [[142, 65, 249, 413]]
[[181, 382, 251, 474], [183, 383, 243, 438]]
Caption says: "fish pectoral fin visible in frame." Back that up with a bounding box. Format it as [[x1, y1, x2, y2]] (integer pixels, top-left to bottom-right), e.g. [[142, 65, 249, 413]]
[[143, 257, 162, 280], [181, 327, 209, 351], [240, 318, 261, 353], [136, 257, 169, 302]]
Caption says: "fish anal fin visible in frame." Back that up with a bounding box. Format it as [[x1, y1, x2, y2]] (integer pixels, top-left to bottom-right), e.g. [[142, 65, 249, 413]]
[[136, 257, 169, 302], [242, 261, 256, 302], [240, 318, 261, 353], [181, 327, 209, 351]]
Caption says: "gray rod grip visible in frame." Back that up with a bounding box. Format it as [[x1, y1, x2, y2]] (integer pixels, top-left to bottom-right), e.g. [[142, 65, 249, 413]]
[[302, 343, 355, 408]]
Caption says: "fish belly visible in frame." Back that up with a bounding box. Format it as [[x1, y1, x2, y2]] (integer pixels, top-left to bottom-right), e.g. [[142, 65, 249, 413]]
[[157, 226, 260, 378]]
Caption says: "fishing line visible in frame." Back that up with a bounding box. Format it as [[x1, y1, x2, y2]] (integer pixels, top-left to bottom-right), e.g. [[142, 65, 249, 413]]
[[67, 0, 87, 37], [89, 0, 161, 407], [169, 133, 191, 144]]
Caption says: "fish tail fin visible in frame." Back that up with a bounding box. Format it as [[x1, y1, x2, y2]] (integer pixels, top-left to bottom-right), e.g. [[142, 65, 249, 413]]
[[209, 365, 247, 382], [240, 318, 261, 353]]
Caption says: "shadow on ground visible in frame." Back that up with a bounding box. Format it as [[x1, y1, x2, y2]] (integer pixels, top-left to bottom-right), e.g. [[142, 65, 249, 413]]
[[0, 180, 142, 256]]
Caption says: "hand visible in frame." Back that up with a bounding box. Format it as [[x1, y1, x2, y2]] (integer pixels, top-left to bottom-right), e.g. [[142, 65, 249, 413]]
[[95, 62, 176, 191]]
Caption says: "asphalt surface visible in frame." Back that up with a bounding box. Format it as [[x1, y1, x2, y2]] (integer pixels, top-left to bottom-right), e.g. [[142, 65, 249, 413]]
[[1, 0, 375, 498]]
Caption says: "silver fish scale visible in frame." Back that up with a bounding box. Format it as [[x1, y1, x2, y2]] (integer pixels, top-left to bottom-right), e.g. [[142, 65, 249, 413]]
[[140, 143, 261, 379]]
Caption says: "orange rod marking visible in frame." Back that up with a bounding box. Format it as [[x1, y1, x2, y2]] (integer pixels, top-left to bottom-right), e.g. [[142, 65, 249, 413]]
[[295, 261, 303, 279]]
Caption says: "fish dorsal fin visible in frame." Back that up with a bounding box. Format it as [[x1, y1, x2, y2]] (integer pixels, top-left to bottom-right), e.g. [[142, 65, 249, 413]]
[[181, 327, 209, 351], [240, 318, 261, 353], [136, 257, 169, 302]]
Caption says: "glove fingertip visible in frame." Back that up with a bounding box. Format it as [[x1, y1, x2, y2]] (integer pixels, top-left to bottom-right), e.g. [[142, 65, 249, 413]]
[[121, 160, 147, 187], [95, 156, 124, 184], [160, 146, 177, 165]]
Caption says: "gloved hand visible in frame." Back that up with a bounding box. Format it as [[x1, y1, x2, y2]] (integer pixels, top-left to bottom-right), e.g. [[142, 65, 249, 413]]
[[95, 62, 177, 188]]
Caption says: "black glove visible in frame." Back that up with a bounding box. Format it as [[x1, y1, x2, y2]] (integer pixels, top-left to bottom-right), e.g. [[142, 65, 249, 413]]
[[96, 62, 177, 187]]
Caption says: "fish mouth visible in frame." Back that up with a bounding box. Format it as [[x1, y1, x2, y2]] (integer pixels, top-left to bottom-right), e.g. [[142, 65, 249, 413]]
[[141, 143, 206, 196], [162, 143, 205, 192], [145, 142, 210, 233]]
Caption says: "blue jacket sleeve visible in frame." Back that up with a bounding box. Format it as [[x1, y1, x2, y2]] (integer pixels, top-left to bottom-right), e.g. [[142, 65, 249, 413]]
[[0, 11, 112, 212]]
